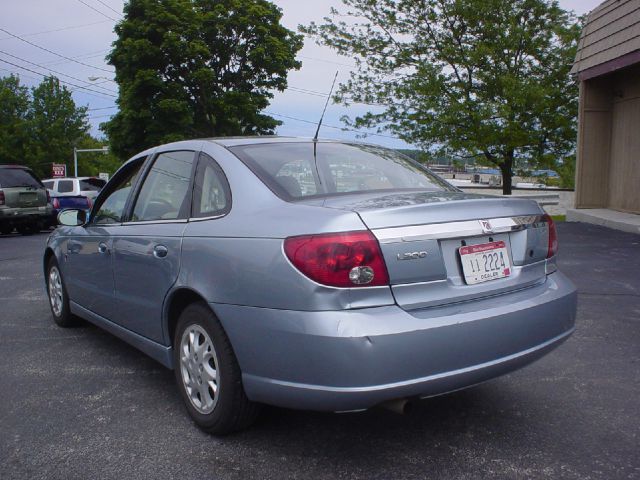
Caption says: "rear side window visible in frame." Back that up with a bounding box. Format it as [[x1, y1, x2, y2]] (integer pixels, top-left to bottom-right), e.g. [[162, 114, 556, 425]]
[[131, 151, 195, 222], [191, 153, 231, 218], [80, 178, 106, 191], [230, 142, 453, 200], [57, 180, 74, 193], [0, 168, 42, 188]]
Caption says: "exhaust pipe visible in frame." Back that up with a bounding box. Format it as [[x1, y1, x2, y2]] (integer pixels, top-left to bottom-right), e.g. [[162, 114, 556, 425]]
[[379, 398, 413, 415]]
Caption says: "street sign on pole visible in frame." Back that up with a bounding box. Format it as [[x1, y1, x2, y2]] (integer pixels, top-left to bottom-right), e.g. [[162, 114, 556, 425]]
[[52, 163, 66, 178]]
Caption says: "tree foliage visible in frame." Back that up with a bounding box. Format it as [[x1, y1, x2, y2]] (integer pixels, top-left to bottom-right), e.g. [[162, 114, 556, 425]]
[[74, 136, 123, 178], [302, 0, 581, 194], [0, 75, 95, 178], [0, 75, 30, 167], [104, 0, 303, 159], [28, 77, 90, 177]]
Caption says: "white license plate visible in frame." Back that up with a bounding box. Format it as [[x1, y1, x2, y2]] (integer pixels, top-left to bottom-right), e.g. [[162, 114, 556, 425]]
[[459, 241, 511, 285]]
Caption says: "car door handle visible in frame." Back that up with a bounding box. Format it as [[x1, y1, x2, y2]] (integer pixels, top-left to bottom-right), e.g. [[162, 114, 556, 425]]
[[67, 240, 82, 254], [98, 242, 109, 254], [153, 245, 168, 258]]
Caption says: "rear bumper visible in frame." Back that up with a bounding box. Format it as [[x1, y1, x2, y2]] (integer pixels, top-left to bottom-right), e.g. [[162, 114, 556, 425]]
[[213, 272, 577, 411], [0, 205, 53, 225]]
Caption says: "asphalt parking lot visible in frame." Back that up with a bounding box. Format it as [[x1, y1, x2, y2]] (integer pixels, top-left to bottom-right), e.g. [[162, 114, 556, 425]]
[[0, 222, 638, 480]]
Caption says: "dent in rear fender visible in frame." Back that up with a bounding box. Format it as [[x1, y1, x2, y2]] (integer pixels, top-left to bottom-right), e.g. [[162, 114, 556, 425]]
[[179, 236, 395, 311]]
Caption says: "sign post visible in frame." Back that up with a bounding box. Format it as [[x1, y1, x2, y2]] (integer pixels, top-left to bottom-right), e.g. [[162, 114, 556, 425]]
[[73, 146, 110, 177]]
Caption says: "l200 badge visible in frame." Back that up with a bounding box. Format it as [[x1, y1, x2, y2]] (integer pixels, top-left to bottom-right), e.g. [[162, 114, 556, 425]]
[[397, 251, 428, 261]]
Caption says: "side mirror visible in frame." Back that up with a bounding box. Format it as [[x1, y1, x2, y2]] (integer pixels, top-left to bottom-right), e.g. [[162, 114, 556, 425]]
[[58, 209, 87, 226]]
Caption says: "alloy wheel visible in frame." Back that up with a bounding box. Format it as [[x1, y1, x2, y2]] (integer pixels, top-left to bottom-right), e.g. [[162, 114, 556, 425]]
[[179, 324, 220, 414], [48, 266, 64, 317]]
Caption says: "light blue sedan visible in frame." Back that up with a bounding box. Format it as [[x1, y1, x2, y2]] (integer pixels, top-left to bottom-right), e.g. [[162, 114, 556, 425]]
[[44, 137, 576, 434]]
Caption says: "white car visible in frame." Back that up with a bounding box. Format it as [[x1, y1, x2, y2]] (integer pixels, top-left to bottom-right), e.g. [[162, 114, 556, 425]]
[[42, 177, 106, 200]]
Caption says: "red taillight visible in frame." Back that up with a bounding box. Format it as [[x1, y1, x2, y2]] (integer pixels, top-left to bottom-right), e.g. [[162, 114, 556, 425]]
[[544, 214, 558, 258], [284, 231, 389, 288], [0, 190, 4, 206], [86, 196, 92, 208], [52, 198, 60, 209]]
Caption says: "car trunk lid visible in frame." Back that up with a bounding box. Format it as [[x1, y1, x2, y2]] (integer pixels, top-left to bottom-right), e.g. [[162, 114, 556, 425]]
[[1, 186, 47, 208], [318, 191, 551, 310]]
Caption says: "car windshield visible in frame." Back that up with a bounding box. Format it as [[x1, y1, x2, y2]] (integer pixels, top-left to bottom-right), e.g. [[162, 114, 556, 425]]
[[0, 168, 42, 188], [230, 142, 454, 200]]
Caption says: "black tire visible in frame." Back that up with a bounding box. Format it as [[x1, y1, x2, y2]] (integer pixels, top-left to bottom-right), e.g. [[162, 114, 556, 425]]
[[0, 225, 12, 235], [173, 302, 260, 435], [46, 257, 80, 327]]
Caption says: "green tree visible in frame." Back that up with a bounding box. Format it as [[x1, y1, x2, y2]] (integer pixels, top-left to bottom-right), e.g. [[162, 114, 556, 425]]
[[302, 0, 580, 194], [557, 154, 575, 189], [27, 76, 90, 177], [452, 159, 465, 172], [0, 75, 30, 165], [104, 0, 303, 159]]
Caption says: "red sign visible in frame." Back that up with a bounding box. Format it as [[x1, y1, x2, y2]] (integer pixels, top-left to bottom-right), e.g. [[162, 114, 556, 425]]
[[52, 163, 66, 178]]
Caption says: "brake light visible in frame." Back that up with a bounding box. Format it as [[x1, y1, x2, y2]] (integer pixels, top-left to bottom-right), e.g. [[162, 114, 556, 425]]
[[544, 214, 558, 258], [87, 196, 93, 208], [0, 190, 4, 206], [284, 231, 389, 287], [52, 198, 60, 209]]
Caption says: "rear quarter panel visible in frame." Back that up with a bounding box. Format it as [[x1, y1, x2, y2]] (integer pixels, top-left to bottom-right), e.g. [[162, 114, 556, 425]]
[[177, 143, 396, 312]]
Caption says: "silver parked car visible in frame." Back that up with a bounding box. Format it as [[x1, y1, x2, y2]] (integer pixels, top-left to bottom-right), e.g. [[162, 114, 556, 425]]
[[44, 138, 577, 434]]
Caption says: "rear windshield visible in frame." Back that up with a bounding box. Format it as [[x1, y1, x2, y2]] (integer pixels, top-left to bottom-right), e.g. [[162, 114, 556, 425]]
[[0, 168, 42, 188], [80, 178, 106, 191], [57, 180, 74, 193], [230, 142, 453, 200]]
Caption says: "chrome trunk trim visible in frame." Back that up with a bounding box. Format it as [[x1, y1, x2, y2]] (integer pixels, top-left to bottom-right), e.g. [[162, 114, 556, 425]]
[[372, 215, 546, 244]]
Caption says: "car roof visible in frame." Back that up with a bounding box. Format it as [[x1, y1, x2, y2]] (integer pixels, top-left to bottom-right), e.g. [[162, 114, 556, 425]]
[[0, 164, 31, 170], [117, 136, 388, 171], [206, 136, 344, 148]]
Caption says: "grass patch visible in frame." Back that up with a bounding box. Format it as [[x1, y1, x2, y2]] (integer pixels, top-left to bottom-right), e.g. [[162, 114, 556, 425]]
[[551, 215, 566, 222]]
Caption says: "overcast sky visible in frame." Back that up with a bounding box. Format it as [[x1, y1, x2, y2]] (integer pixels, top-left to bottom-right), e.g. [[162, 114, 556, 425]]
[[1, 0, 603, 150]]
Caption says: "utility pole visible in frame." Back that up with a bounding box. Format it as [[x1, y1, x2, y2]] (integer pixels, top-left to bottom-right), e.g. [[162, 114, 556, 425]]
[[73, 146, 109, 177]]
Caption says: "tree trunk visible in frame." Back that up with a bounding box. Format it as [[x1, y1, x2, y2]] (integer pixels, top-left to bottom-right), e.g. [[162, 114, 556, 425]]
[[499, 152, 514, 195]]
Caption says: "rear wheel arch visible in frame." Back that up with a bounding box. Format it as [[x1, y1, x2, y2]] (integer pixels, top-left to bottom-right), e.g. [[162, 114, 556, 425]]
[[165, 288, 212, 346]]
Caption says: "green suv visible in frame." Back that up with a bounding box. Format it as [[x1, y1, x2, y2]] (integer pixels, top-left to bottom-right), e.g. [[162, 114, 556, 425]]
[[0, 165, 53, 235]]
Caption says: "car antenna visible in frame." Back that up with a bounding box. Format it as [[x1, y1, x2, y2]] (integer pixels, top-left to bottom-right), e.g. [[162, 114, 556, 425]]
[[313, 70, 339, 142]]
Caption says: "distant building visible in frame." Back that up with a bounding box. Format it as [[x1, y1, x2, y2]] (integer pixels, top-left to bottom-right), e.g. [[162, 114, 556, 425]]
[[570, 0, 640, 221]]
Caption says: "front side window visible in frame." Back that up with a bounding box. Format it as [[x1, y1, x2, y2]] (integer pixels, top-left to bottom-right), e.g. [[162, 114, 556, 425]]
[[93, 160, 144, 225], [43, 181, 54, 189], [131, 151, 195, 222], [230, 142, 454, 200], [191, 153, 231, 218]]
